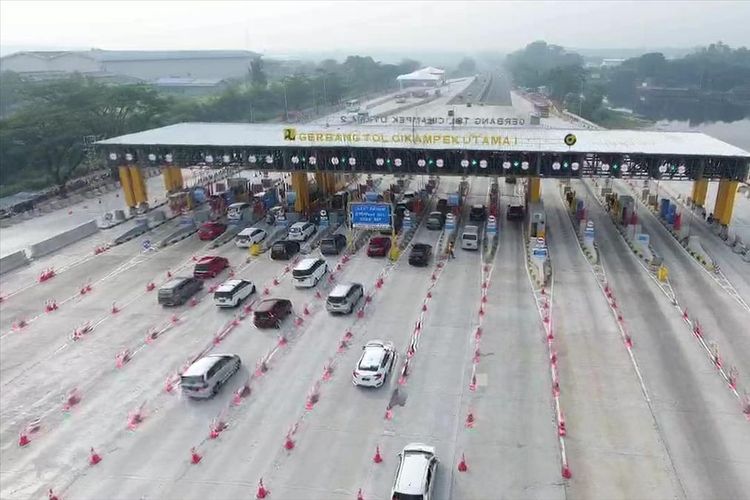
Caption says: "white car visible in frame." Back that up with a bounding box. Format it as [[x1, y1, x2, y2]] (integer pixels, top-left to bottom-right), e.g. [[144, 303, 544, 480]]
[[391, 443, 438, 500], [352, 340, 396, 387], [287, 221, 316, 242], [213, 279, 256, 307], [235, 227, 267, 248]]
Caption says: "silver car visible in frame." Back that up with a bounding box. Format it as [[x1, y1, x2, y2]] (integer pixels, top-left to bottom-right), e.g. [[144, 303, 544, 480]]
[[180, 354, 241, 399]]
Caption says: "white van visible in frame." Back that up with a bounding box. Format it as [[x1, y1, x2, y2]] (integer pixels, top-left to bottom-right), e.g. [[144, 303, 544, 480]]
[[180, 354, 241, 399], [288, 221, 315, 242], [235, 227, 266, 248], [213, 279, 255, 307], [292, 258, 328, 288], [461, 225, 480, 250]]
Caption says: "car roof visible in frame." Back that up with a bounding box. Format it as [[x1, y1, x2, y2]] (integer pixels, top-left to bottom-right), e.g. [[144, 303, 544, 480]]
[[329, 283, 358, 297], [182, 354, 231, 377], [238, 227, 261, 236], [290, 221, 308, 228], [215, 279, 247, 293], [294, 257, 321, 271], [472, 204, 485, 209], [395, 448, 434, 494], [412, 243, 431, 250], [255, 298, 287, 312], [197, 255, 219, 263], [162, 277, 191, 288], [429, 211, 442, 216], [228, 202, 250, 208]]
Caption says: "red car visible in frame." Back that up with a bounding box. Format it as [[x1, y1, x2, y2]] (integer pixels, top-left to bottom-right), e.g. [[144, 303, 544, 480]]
[[194, 256, 229, 279], [367, 236, 391, 257], [198, 221, 227, 241]]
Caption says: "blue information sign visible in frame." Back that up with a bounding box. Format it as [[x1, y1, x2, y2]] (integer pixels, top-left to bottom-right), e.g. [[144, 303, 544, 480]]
[[350, 203, 392, 229]]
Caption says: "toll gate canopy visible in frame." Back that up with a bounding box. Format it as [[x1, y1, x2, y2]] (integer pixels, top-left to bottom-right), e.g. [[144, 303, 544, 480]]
[[98, 123, 750, 181]]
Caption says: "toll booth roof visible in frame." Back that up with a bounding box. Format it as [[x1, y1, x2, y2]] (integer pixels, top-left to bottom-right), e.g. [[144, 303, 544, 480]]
[[97, 122, 750, 158]]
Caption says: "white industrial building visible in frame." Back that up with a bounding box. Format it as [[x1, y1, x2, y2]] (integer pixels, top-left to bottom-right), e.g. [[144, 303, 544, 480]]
[[0, 49, 259, 82], [396, 66, 446, 88]]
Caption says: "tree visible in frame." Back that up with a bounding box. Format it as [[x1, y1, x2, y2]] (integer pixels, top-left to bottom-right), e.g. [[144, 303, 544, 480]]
[[250, 57, 268, 88], [397, 58, 421, 74], [457, 57, 477, 76]]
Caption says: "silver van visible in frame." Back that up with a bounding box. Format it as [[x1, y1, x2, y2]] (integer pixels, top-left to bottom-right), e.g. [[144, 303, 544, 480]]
[[180, 354, 241, 399], [326, 282, 364, 314], [158, 277, 203, 306], [461, 225, 480, 250]]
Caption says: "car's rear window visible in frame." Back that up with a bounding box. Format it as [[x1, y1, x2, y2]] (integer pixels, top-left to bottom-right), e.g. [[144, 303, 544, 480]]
[[181, 375, 204, 385], [214, 290, 234, 299], [195, 264, 209, 272], [463, 234, 477, 241]]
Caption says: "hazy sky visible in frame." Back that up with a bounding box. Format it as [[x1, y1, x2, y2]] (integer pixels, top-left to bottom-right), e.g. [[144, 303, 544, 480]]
[[1, 0, 749, 56]]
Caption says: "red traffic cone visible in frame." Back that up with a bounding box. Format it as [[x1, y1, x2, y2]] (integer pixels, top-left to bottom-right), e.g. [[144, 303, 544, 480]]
[[146, 282, 155, 292], [426, 291, 432, 299], [190, 447, 202, 464], [278, 335, 288, 348], [562, 465, 572, 479], [303, 305, 310, 315], [284, 434, 295, 450], [167, 271, 172, 278], [48, 489, 59, 500], [356, 488, 365, 500], [469, 374, 477, 392], [256, 478, 269, 499], [465, 411, 475, 428], [111, 302, 120, 314], [357, 308, 365, 318], [384, 406, 393, 420], [89, 447, 102, 465], [475, 327, 482, 340], [457, 453, 468, 472], [422, 303, 427, 312], [373, 445, 383, 463], [18, 432, 30, 447], [558, 420, 567, 437]]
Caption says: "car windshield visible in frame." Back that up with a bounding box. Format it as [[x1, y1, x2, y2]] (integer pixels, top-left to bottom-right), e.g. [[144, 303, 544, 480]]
[[289, 227, 301, 233], [327, 294, 345, 304]]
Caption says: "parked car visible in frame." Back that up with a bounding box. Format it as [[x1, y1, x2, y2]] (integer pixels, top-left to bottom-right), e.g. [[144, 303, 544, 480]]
[[367, 236, 391, 257], [213, 279, 255, 307], [253, 298, 293, 328], [408, 243, 433, 266], [198, 221, 227, 241], [193, 256, 229, 279], [326, 282, 364, 314], [235, 227, 267, 248], [180, 354, 241, 399], [426, 211, 445, 230], [320, 234, 347, 255], [391, 443, 438, 500], [157, 277, 203, 307], [287, 221, 316, 242], [469, 204, 487, 222], [292, 258, 328, 288], [352, 340, 396, 387], [271, 240, 300, 260]]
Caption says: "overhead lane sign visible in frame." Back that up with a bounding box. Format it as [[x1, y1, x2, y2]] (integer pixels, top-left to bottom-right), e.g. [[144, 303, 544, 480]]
[[350, 202, 392, 230]]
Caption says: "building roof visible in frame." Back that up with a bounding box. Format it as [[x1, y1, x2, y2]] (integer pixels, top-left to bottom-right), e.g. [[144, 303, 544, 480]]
[[97, 122, 750, 158], [397, 66, 445, 81], [1, 49, 259, 64], [153, 77, 227, 87]]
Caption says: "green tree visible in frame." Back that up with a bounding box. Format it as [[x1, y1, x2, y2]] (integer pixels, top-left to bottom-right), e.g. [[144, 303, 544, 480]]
[[250, 57, 268, 88], [457, 57, 477, 76]]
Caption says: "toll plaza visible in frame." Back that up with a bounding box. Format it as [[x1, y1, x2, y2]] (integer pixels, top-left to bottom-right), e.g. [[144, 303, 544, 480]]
[[98, 123, 749, 227]]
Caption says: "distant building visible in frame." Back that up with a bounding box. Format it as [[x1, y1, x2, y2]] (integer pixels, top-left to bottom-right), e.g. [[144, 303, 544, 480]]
[[600, 58, 625, 68], [396, 66, 446, 88], [152, 77, 230, 96], [0, 49, 259, 82]]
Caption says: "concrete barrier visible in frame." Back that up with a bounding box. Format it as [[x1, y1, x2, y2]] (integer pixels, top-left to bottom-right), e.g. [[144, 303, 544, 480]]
[[0, 250, 30, 275], [27, 220, 99, 259]]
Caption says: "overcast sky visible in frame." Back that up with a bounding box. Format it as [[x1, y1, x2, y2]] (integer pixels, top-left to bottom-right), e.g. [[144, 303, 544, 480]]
[[1, 0, 749, 56]]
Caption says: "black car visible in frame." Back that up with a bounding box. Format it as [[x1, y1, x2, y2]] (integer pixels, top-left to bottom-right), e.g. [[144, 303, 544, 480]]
[[507, 204, 525, 220], [469, 204, 487, 222], [408, 243, 433, 266], [271, 239, 301, 260], [320, 234, 347, 255], [436, 198, 449, 215]]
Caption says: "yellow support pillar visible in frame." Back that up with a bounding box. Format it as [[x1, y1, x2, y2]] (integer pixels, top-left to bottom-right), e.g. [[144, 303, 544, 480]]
[[717, 180, 739, 226], [529, 177, 541, 203], [163, 168, 174, 192], [129, 166, 147, 205], [691, 178, 708, 207], [170, 167, 184, 190], [713, 179, 729, 222], [292, 172, 310, 213], [327, 173, 338, 194], [315, 172, 327, 196], [118, 166, 136, 208]]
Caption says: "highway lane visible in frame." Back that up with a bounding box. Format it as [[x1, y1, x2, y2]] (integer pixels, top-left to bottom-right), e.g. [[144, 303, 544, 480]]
[[576, 178, 750, 500], [543, 181, 681, 500]]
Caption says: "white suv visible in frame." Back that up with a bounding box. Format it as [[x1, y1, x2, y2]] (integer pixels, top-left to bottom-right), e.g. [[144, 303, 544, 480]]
[[287, 221, 315, 242], [352, 340, 396, 387], [391, 443, 438, 500], [213, 279, 255, 307], [292, 258, 328, 288]]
